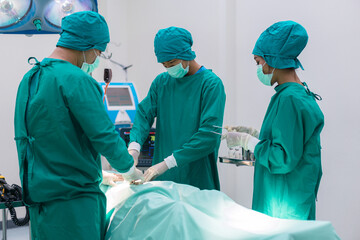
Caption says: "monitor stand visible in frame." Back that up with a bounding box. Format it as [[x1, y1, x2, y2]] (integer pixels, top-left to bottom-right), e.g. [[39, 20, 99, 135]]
[[115, 110, 131, 123]]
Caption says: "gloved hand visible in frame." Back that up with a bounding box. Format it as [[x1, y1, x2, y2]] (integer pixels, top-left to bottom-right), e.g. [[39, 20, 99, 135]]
[[238, 126, 260, 138], [102, 171, 124, 187], [144, 161, 169, 182], [122, 165, 145, 183], [223, 132, 260, 152], [225, 126, 259, 138], [128, 149, 140, 166]]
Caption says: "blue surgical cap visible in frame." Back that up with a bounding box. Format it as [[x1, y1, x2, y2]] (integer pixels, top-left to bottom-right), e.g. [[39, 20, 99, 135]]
[[154, 27, 196, 63], [56, 11, 110, 52], [253, 21, 308, 70]]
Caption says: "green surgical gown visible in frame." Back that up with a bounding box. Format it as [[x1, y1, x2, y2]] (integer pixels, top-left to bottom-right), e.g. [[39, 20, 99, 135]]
[[14, 58, 133, 239], [253, 82, 324, 220], [130, 70, 226, 190]]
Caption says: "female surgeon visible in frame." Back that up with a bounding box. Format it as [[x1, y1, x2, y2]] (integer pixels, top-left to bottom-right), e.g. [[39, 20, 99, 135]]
[[223, 21, 324, 220]]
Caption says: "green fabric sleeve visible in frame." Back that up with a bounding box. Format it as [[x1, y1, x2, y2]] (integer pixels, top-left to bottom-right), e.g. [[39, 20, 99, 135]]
[[66, 76, 133, 173], [130, 80, 158, 146], [173, 78, 226, 166], [254, 96, 304, 174]]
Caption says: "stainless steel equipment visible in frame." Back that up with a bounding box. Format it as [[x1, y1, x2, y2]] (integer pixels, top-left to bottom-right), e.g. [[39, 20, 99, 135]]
[[219, 148, 255, 167]]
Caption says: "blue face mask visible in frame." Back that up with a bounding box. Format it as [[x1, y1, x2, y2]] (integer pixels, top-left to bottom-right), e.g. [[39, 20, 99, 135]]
[[257, 63, 274, 86], [167, 61, 189, 78], [81, 50, 100, 74]]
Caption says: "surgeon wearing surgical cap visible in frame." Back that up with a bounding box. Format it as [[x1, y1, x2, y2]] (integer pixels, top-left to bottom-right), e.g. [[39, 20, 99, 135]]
[[128, 27, 226, 190], [223, 21, 324, 220], [14, 11, 143, 239]]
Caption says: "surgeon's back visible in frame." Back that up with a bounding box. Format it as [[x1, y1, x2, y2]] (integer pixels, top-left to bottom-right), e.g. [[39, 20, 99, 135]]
[[14, 58, 106, 204]]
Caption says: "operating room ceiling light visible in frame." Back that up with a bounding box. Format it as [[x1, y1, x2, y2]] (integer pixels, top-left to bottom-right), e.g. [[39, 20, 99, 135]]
[[44, 0, 93, 28], [0, 0, 97, 34], [0, 0, 32, 28]]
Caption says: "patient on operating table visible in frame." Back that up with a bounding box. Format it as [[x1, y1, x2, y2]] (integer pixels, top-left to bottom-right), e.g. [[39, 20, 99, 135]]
[[100, 178, 339, 240]]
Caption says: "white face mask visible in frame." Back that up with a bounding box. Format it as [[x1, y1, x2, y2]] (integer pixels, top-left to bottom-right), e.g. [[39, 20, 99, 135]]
[[257, 63, 274, 86], [81, 50, 100, 74], [166, 61, 189, 78]]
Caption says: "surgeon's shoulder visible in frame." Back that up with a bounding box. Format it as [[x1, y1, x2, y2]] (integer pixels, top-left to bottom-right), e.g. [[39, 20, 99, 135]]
[[58, 61, 88, 79], [20, 66, 37, 82], [56, 61, 102, 90], [151, 72, 170, 87], [201, 69, 225, 90], [58, 61, 98, 84], [18, 68, 36, 91], [278, 88, 306, 107], [279, 86, 323, 118]]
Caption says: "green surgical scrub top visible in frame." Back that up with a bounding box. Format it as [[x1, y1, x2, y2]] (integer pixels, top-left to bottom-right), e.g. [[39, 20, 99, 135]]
[[130, 70, 226, 190], [253, 82, 324, 220], [14, 58, 133, 204]]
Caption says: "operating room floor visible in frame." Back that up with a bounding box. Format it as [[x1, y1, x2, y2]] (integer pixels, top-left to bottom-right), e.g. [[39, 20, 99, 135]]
[[0, 226, 30, 239]]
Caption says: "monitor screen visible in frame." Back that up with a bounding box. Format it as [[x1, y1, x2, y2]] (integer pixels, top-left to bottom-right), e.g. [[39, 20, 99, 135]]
[[107, 87, 133, 107], [117, 127, 156, 168]]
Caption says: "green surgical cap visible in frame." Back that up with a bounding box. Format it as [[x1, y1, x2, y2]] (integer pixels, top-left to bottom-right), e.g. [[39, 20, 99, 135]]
[[56, 11, 110, 52], [253, 21, 308, 70], [154, 27, 196, 63]]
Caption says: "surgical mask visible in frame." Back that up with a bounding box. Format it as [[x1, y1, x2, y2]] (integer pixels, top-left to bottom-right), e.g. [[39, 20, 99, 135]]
[[166, 61, 189, 78], [257, 63, 274, 86], [81, 50, 100, 74]]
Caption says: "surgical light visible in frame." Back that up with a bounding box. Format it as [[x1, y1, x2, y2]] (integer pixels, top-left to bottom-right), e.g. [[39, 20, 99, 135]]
[[0, 0, 97, 34], [0, 0, 32, 29], [44, 0, 93, 28]]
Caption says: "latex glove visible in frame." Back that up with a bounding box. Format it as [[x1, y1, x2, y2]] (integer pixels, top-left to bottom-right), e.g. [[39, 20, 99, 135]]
[[102, 171, 123, 187], [224, 132, 260, 152], [225, 126, 259, 138], [144, 161, 169, 182], [122, 165, 145, 183], [128, 149, 140, 166], [237, 126, 259, 138]]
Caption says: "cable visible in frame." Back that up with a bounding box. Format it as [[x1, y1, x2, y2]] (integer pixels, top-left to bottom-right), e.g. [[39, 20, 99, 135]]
[[4, 184, 30, 226], [5, 202, 30, 226], [103, 82, 110, 103]]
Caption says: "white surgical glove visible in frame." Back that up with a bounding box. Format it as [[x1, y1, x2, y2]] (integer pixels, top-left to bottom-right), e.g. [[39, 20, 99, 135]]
[[128, 142, 141, 166], [144, 161, 169, 182], [237, 126, 260, 138], [121, 164, 145, 183], [102, 171, 123, 187], [128, 149, 140, 166], [224, 132, 260, 152], [225, 126, 259, 138]]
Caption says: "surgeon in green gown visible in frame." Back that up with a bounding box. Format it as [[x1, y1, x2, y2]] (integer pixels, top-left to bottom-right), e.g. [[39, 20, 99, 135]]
[[223, 21, 324, 220], [128, 27, 226, 190], [14, 11, 143, 240]]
